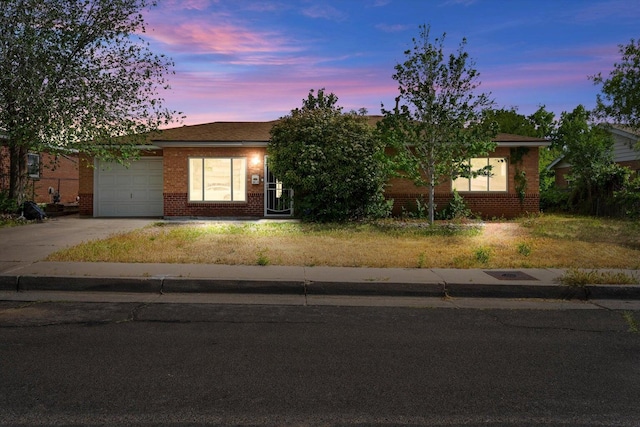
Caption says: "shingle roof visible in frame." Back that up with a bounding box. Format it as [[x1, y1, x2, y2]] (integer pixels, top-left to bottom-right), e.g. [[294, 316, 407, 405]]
[[150, 117, 549, 146], [153, 120, 279, 142]]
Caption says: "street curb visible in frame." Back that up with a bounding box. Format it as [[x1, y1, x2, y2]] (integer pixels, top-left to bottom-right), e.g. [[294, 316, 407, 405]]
[[0, 275, 18, 291], [16, 276, 163, 293], [305, 281, 445, 297], [161, 278, 304, 294], [445, 282, 588, 300], [2, 274, 640, 300]]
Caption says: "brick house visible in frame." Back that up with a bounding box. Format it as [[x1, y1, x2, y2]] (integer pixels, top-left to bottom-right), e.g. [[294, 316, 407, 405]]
[[79, 118, 549, 219], [549, 125, 640, 188], [0, 140, 79, 205]]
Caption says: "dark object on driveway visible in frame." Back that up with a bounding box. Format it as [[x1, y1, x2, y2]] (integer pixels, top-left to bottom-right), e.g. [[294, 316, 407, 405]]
[[22, 201, 47, 221]]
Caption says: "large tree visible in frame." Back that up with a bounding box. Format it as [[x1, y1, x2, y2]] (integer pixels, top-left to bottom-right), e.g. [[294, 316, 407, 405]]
[[591, 39, 640, 134], [268, 89, 390, 222], [0, 0, 178, 204], [553, 105, 623, 212], [381, 25, 497, 224], [486, 106, 559, 193]]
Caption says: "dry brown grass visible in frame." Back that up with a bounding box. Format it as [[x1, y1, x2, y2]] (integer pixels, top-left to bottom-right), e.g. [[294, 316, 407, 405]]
[[46, 215, 640, 269]]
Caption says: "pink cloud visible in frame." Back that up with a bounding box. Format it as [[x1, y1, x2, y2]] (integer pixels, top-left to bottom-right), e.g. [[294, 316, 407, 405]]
[[161, 65, 398, 125], [146, 21, 299, 57]]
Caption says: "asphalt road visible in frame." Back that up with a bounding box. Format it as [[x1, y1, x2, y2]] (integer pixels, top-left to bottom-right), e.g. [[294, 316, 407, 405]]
[[1, 301, 639, 426]]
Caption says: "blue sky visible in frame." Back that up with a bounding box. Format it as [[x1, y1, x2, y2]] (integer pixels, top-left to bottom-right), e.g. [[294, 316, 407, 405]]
[[142, 0, 640, 125]]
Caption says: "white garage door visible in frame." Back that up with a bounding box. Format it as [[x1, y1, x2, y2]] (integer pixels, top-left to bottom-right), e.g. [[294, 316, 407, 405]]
[[95, 158, 163, 217]]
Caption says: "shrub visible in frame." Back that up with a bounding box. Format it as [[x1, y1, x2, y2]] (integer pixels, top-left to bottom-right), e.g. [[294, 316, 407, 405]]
[[614, 175, 640, 219], [437, 189, 471, 220], [268, 89, 390, 222], [0, 192, 18, 214]]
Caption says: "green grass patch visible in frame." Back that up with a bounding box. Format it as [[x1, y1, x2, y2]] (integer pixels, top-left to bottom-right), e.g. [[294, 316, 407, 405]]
[[519, 214, 640, 250]]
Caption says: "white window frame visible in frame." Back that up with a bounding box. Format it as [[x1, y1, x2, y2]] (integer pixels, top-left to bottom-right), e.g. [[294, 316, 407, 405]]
[[188, 157, 247, 202], [452, 157, 508, 192]]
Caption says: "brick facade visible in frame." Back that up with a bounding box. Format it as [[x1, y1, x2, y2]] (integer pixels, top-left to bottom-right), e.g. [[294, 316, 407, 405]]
[[164, 192, 264, 217], [80, 145, 543, 219], [387, 146, 542, 219], [78, 120, 547, 219], [1, 146, 79, 204], [162, 146, 267, 218]]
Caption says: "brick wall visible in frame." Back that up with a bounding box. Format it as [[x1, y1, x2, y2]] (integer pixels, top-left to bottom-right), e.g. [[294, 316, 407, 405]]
[[164, 192, 264, 217], [386, 192, 540, 219], [78, 144, 543, 219], [78, 154, 94, 216], [162, 146, 267, 218], [1, 147, 79, 204], [386, 146, 542, 219]]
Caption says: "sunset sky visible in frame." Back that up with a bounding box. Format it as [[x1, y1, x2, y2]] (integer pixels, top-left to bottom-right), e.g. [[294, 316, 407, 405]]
[[141, 0, 639, 126]]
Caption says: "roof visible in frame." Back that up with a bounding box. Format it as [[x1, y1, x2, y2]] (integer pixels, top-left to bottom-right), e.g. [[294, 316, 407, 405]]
[[151, 117, 550, 147], [152, 121, 279, 145]]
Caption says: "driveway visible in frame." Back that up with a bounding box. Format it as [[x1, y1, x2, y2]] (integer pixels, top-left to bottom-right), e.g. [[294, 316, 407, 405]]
[[0, 216, 156, 273]]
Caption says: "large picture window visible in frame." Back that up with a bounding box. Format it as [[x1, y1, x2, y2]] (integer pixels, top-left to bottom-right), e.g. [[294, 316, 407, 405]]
[[452, 157, 507, 192], [189, 157, 246, 202]]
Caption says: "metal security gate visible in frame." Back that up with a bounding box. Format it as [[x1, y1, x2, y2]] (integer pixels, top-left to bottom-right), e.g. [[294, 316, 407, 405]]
[[264, 157, 293, 217]]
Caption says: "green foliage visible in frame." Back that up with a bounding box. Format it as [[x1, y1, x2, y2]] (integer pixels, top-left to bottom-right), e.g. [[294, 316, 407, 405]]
[[540, 186, 570, 212], [510, 147, 530, 205], [0, 192, 18, 214], [552, 106, 623, 214], [591, 39, 640, 132], [401, 196, 429, 219], [0, 0, 180, 202], [381, 24, 497, 224], [268, 89, 391, 222], [613, 175, 640, 218], [558, 269, 639, 287], [474, 247, 491, 264], [517, 242, 532, 257], [485, 106, 556, 139], [256, 248, 270, 266], [437, 189, 471, 220]]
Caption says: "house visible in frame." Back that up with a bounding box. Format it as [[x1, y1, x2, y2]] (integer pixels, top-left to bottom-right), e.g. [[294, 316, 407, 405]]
[[78, 118, 550, 219], [549, 125, 640, 188], [0, 138, 79, 205]]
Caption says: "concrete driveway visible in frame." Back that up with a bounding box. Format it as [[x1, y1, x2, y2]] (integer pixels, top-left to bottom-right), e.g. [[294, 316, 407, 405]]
[[0, 215, 156, 273]]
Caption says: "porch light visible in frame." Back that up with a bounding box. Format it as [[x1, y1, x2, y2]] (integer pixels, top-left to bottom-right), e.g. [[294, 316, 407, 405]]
[[251, 155, 261, 166]]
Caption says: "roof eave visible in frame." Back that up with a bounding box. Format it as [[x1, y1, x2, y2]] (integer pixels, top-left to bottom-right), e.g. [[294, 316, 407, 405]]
[[153, 140, 268, 148], [495, 141, 552, 147]]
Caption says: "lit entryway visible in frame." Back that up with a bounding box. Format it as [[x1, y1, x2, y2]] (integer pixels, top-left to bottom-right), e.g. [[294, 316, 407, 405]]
[[264, 156, 293, 217], [94, 158, 163, 217]]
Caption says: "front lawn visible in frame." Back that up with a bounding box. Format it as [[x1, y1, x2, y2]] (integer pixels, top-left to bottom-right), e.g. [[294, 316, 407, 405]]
[[45, 214, 640, 269]]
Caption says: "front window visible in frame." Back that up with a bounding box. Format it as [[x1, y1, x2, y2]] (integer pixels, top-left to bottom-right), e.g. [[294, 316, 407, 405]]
[[453, 157, 507, 192], [189, 157, 246, 202], [27, 153, 40, 178]]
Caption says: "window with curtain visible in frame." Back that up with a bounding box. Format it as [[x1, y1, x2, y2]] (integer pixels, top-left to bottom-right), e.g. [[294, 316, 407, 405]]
[[189, 157, 246, 202]]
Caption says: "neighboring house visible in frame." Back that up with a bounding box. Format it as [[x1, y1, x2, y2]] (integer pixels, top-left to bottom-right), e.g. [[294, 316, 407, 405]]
[[0, 137, 79, 204], [549, 125, 640, 188], [78, 118, 550, 219]]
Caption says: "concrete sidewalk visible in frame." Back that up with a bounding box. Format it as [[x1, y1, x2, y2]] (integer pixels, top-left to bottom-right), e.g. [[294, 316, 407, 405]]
[[0, 216, 639, 300]]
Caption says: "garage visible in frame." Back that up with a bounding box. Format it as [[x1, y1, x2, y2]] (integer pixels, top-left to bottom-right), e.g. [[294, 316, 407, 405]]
[[94, 158, 163, 217]]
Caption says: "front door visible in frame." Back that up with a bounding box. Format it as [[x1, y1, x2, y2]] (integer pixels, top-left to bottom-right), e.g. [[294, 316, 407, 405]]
[[264, 157, 293, 217]]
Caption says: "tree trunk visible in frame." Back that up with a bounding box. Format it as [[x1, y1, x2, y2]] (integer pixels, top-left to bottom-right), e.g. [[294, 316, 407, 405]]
[[428, 164, 435, 225], [8, 143, 28, 206]]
